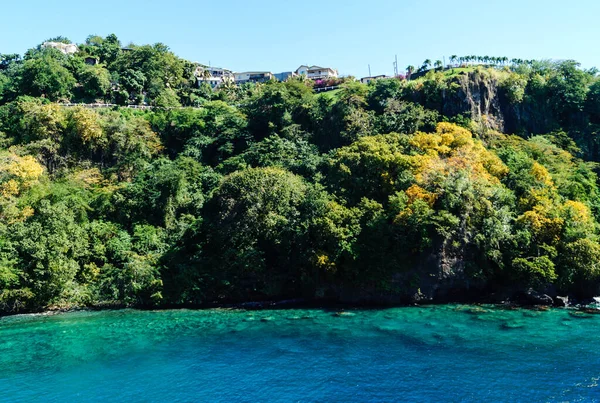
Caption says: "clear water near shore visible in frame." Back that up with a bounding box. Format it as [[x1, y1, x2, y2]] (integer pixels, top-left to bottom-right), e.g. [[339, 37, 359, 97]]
[[1, 305, 600, 402]]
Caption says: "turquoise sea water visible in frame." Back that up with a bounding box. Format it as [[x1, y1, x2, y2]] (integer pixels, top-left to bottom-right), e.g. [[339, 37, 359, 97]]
[[1, 305, 600, 402]]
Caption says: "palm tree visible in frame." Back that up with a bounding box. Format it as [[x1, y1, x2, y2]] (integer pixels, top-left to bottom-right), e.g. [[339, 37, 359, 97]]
[[220, 79, 238, 100], [434, 60, 443, 71], [422, 59, 432, 71], [292, 73, 311, 85], [200, 67, 212, 83], [406, 65, 415, 80], [450, 55, 457, 67]]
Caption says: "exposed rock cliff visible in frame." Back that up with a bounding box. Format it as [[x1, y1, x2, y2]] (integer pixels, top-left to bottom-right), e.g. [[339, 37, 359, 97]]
[[457, 71, 506, 132]]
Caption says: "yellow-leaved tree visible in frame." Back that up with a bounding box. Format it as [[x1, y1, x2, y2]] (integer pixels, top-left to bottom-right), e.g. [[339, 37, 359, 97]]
[[0, 152, 44, 223]]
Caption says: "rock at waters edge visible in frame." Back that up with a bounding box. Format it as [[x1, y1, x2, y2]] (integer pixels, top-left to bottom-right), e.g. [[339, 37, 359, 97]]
[[555, 296, 569, 307], [514, 288, 554, 306]]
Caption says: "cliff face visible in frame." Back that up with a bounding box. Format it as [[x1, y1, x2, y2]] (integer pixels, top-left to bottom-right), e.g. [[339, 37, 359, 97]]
[[431, 70, 564, 138], [423, 71, 510, 134], [317, 240, 490, 306], [457, 72, 506, 132]]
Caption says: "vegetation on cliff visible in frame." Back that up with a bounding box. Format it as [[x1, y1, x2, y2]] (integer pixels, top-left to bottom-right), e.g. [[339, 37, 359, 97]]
[[0, 35, 599, 312]]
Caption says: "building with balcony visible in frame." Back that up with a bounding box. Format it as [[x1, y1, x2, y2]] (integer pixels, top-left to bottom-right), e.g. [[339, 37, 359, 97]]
[[295, 65, 338, 80], [195, 66, 235, 88]]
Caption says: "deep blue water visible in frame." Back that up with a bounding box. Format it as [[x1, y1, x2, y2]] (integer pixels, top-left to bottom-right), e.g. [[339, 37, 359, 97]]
[[1, 305, 600, 402]]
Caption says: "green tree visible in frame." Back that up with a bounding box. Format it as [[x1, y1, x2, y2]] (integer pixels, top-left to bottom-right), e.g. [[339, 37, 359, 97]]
[[78, 64, 111, 100], [547, 60, 591, 124], [19, 56, 76, 100], [163, 167, 327, 303]]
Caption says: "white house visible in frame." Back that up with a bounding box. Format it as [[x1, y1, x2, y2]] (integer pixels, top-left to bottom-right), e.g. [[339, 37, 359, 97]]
[[194, 66, 234, 88], [234, 71, 274, 84], [360, 75, 390, 84], [295, 65, 338, 80], [42, 42, 79, 55]]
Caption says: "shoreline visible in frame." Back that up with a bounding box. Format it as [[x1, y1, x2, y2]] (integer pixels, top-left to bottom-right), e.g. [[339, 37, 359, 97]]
[[3, 296, 598, 320]]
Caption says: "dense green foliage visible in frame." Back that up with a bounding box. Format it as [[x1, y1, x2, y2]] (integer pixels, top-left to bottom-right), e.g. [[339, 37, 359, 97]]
[[0, 36, 600, 312]]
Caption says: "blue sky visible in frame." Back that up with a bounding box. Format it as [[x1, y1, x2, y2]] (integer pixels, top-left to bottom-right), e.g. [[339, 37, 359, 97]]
[[1, 0, 598, 77]]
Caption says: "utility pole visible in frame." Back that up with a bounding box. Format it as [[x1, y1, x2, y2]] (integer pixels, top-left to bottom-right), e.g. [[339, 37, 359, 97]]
[[368, 64, 371, 77], [394, 55, 398, 77]]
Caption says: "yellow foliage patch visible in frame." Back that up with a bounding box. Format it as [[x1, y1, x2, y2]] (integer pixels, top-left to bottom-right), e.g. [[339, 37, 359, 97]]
[[405, 184, 437, 207], [0, 153, 44, 198], [72, 168, 104, 187], [408, 123, 508, 190], [518, 205, 564, 243], [0, 180, 19, 198], [5, 155, 44, 183], [20, 206, 34, 220], [410, 132, 445, 155], [518, 188, 556, 211], [531, 162, 554, 187], [3, 204, 35, 225], [435, 122, 472, 148], [70, 108, 103, 143], [563, 200, 591, 224], [315, 253, 336, 272]]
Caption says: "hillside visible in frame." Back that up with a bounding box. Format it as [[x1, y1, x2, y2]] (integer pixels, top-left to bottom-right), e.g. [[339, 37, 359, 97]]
[[0, 35, 599, 312]]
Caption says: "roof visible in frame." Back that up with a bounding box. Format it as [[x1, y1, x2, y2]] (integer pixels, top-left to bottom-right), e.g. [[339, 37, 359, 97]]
[[197, 66, 233, 72], [361, 75, 389, 80], [296, 65, 337, 74], [197, 75, 228, 80], [235, 71, 273, 75]]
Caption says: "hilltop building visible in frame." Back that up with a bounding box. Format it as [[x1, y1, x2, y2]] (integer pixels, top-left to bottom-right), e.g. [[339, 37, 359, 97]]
[[360, 75, 390, 84], [295, 65, 338, 80], [274, 72, 297, 82], [195, 66, 235, 88], [190, 62, 338, 87], [234, 71, 274, 84]]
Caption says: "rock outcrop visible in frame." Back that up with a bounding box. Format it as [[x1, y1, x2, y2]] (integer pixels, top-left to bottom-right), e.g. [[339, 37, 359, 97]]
[[42, 42, 79, 55]]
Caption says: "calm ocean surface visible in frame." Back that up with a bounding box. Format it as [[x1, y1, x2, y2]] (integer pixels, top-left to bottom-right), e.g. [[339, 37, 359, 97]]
[[1, 305, 599, 402]]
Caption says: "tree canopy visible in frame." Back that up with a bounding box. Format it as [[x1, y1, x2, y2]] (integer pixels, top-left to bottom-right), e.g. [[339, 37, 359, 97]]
[[0, 36, 599, 312]]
